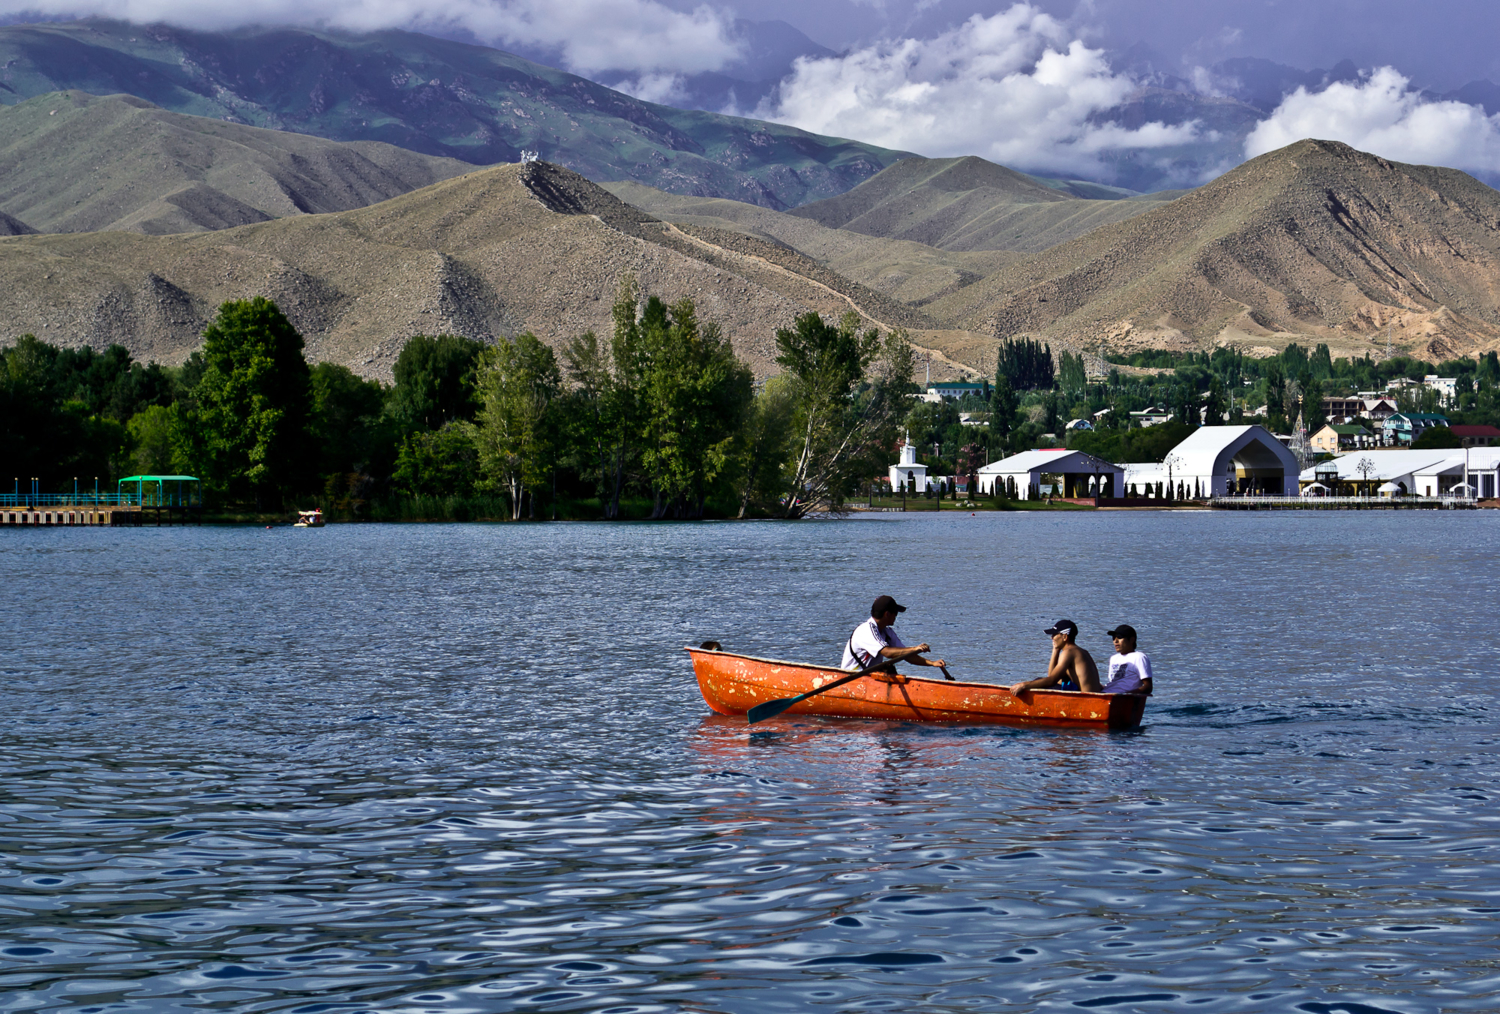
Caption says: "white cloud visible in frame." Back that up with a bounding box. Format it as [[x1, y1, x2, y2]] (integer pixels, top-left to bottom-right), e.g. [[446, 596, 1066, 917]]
[[1245, 67, 1500, 170], [2, 0, 743, 76], [761, 3, 1200, 178]]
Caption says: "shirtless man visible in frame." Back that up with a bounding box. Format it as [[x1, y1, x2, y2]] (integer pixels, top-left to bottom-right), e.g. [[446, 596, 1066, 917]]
[[1009, 619, 1101, 696]]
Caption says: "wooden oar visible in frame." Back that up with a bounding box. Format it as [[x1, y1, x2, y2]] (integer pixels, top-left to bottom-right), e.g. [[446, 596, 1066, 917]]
[[748, 657, 904, 724]]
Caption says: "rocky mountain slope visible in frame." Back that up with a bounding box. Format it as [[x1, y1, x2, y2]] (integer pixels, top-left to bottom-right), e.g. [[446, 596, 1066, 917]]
[[602, 180, 1021, 308], [924, 140, 1500, 361], [0, 19, 909, 210], [0, 91, 473, 234], [0, 162, 978, 379], [788, 157, 1182, 253]]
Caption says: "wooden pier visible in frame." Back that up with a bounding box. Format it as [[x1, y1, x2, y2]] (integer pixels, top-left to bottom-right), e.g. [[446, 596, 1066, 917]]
[[1, 504, 202, 526]]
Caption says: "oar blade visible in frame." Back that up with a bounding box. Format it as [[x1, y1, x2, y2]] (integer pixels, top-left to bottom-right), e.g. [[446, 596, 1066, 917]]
[[747, 697, 798, 724]]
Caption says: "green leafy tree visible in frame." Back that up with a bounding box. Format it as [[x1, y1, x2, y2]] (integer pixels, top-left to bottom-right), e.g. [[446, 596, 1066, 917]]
[[562, 281, 651, 520], [310, 363, 396, 478], [1058, 349, 1088, 391], [776, 311, 914, 518], [1412, 426, 1461, 449], [475, 333, 562, 519], [1203, 375, 1227, 425], [996, 337, 1054, 390], [126, 404, 181, 475], [1174, 385, 1199, 429], [180, 298, 312, 504], [989, 374, 1018, 447], [734, 377, 797, 518], [1264, 361, 1287, 432], [633, 296, 753, 519], [392, 422, 480, 497], [388, 334, 486, 432], [1300, 372, 1327, 432]]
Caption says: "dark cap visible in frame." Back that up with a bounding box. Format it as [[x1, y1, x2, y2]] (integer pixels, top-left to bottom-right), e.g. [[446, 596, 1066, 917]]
[[871, 595, 907, 618], [1044, 619, 1077, 637], [1106, 624, 1137, 640]]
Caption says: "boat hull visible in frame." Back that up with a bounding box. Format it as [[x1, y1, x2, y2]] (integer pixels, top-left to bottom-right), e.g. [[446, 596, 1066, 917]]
[[688, 648, 1146, 729]]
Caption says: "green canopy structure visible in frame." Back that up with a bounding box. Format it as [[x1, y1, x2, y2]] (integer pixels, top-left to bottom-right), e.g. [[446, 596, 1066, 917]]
[[118, 475, 201, 507]]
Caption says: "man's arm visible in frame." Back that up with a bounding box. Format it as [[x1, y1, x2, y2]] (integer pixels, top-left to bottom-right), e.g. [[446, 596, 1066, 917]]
[[1011, 643, 1066, 695], [1010, 671, 1063, 695]]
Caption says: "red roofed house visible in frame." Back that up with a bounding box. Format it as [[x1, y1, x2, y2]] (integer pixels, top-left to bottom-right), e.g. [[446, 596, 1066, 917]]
[[1450, 424, 1500, 447]]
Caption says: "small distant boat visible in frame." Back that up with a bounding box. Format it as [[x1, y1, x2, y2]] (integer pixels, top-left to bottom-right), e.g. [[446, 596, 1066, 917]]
[[687, 647, 1147, 729], [293, 509, 325, 528]]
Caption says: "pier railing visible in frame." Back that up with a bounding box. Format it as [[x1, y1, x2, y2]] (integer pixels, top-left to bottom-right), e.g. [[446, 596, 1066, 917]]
[[0, 493, 143, 507], [1210, 495, 1478, 510]]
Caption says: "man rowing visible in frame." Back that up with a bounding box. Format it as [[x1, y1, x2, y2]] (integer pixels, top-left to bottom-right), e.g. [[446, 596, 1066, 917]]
[[1009, 619, 1101, 696], [842, 595, 951, 680]]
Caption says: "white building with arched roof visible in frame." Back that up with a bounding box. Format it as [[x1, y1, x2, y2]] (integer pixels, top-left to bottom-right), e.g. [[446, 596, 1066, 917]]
[[1124, 425, 1300, 497]]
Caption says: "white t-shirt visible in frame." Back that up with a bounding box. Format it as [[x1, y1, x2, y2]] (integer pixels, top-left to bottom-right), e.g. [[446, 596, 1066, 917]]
[[842, 618, 906, 670], [1104, 650, 1153, 694]]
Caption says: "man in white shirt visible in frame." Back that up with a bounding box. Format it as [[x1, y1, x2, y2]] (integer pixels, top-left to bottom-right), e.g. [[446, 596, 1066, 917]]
[[1103, 624, 1153, 695], [842, 595, 950, 679]]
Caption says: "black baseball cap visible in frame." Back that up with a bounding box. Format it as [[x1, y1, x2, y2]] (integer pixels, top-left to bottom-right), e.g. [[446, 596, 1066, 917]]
[[871, 595, 907, 618], [1043, 619, 1077, 636], [1107, 624, 1137, 640]]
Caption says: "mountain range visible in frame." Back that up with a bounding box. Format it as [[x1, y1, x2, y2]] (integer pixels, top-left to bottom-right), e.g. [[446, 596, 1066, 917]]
[[0, 160, 974, 380], [919, 140, 1500, 362], [0, 91, 472, 233], [4, 20, 1500, 375], [0, 19, 906, 210]]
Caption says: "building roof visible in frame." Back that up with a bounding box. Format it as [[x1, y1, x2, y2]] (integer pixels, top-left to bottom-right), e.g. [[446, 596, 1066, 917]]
[[1329, 424, 1370, 435], [1158, 424, 1300, 477], [928, 381, 985, 390], [978, 448, 1121, 475], [1388, 412, 1449, 423], [1451, 424, 1500, 437], [1296, 449, 1454, 481]]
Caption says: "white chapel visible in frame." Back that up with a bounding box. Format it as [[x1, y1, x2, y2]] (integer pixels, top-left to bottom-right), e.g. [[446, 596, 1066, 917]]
[[888, 431, 929, 492]]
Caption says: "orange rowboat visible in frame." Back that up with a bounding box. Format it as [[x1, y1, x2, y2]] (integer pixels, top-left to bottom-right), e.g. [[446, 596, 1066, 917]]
[[687, 647, 1147, 730]]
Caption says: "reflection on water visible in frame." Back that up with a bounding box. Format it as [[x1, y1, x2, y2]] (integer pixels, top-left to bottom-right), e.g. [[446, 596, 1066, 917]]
[[1, 513, 1496, 1013]]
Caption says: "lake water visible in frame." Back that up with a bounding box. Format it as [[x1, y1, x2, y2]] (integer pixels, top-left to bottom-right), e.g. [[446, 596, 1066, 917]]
[[2, 513, 1497, 1014]]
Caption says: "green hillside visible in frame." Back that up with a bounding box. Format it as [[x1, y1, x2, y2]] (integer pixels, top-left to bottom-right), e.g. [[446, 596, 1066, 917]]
[[0, 19, 910, 210]]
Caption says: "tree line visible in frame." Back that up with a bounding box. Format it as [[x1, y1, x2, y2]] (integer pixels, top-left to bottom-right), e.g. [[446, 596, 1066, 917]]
[[1, 285, 914, 520]]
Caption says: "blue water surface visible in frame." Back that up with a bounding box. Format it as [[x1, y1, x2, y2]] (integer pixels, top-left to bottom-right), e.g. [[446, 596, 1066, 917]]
[[0, 511, 1496, 1014]]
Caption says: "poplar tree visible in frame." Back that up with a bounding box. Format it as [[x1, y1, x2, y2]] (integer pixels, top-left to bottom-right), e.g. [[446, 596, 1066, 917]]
[[776, 311, 913, 518], [475, 333, 561, 520]]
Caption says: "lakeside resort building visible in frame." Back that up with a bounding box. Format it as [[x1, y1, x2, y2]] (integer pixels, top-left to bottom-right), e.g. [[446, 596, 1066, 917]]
[[1120, 425, 1301, 497], [976, 449, 1124, 499], [1299, 448, 1500, 499]]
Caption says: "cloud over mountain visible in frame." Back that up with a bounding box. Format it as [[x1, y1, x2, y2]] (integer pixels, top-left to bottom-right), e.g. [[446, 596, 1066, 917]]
[[4, 0, 743, 76], [761, 4, 1200, 180], [1245, 67, 1500, 173]]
